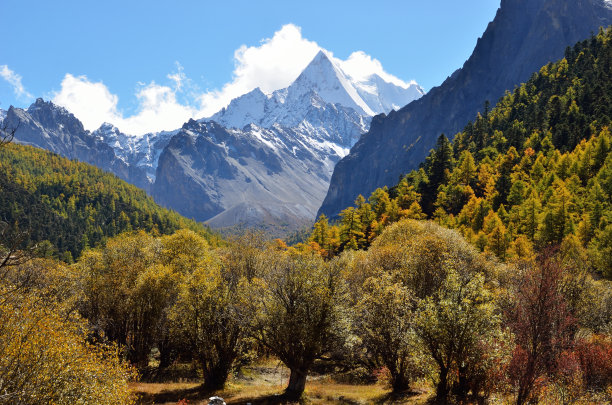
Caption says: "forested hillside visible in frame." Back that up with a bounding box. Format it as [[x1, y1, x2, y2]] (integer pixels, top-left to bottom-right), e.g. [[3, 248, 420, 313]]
[[0, 143, 217, 261], [310, 28, 612, 277]]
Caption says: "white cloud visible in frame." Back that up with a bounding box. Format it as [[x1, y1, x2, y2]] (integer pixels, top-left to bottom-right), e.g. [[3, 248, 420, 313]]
[[51, 23, 415, 135], [336, 51, 417, 88], [52, 74, 120, 130], [53, 74, 197, 134], [0, 65, 33, 100], [197, 24, 320, 117]]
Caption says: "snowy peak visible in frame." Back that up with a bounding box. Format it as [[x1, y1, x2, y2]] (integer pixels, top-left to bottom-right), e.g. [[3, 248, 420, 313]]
[[94, 122, 134, 154], [209, 49, 424, 134], [96, 122, 123, 140], [353, 74, 426, 114], [92, 122, 178, 182], [289, 50, 375, 116], [210, 88, 268, 129]]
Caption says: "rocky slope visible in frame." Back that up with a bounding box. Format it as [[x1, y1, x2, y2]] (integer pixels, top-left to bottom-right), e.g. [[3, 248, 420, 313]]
[[92, 123, 177, 183], [319, 0, 612, 219], [153, 120, 332, 233]]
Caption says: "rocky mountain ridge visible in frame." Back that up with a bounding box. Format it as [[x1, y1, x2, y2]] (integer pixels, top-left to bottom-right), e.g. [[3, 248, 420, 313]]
[[2, 99, 151, 191]]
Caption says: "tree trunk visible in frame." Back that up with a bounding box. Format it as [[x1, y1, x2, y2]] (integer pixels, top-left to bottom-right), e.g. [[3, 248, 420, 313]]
[[158, 337, 173, 370], [203, 362, 231, 391], [436, 366, 449, 403], [517, 387, 528, 405], [391, 373, 410, 393], [285, 368, 307, 398], [454, 365, 469, 400], [516, 363, 536, 405], [203, 374, 228, 392]]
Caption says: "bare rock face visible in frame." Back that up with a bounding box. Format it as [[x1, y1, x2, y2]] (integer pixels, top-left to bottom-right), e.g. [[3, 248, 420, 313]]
[[319, 0, 612, 219], [152, 119, 332, 236]]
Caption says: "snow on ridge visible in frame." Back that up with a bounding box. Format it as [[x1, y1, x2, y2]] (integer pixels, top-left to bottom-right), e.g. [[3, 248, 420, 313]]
[[66, 47, 425, 192], [208, 50, 424, 134], [295, 50, 376, 116]]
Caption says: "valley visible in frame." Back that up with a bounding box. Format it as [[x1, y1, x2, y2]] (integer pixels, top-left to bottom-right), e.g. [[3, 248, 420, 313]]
[[1, 1, 611, 404]]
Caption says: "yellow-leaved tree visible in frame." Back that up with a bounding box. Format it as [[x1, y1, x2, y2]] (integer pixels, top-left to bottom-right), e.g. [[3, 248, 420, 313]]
[[0, 258, 135, 404]]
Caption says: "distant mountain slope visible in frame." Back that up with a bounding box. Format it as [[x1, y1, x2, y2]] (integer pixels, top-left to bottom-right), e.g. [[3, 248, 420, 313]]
[[319, 0, 612, 219], [152, 116, 347, 236], [0, 143, 215, 261], [3, 99, 151, 191]]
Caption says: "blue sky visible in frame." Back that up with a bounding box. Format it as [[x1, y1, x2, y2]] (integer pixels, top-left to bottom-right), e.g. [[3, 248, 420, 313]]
[[0, 0, 500, 134]]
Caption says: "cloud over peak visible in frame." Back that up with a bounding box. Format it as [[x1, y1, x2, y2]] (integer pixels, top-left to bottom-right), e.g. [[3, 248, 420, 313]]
[[197, 24, 320, 118], [50, 24, 416, 135]]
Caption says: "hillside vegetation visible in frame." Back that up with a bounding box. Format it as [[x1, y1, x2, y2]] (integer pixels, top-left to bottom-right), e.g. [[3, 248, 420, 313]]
[[310, 28, 612, 278], [0, 143, 217, 261]]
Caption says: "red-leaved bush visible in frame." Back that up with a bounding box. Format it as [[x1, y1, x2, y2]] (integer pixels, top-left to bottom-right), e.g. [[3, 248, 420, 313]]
[[507, 251, 576, 405], [574, 334, 612, 390]]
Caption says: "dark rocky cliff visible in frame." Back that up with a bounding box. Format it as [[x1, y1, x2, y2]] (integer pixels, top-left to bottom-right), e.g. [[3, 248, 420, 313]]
[[319, 0, 612, 218]]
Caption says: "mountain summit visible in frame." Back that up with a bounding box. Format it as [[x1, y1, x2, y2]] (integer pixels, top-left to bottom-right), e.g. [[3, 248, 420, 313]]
[[289, 50, 376, 116], [319, 0, 612, 219], [210, 50, 424, 130]]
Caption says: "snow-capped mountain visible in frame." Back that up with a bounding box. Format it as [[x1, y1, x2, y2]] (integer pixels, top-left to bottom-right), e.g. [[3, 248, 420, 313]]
[[92, 50, 422, 195], [148, 50, 423, 232], [7, 50, 424, 234], [90, 50, 421, 188], [211, 50, 424, 130], [353, 73, 425, 114], [93, 123, 177, 182]]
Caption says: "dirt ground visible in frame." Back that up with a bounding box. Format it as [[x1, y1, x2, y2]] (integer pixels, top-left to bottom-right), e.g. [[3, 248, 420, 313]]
[[131, 359, 432, 405]]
